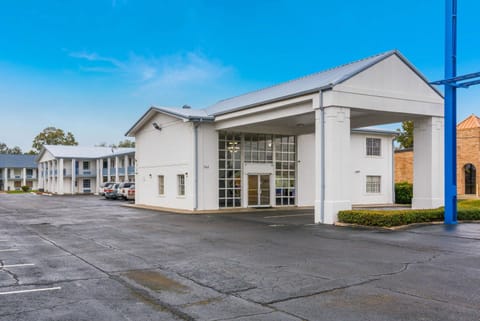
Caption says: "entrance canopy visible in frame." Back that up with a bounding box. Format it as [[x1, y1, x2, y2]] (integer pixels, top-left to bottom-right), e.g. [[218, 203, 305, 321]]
[[127, 50, 444, 224]]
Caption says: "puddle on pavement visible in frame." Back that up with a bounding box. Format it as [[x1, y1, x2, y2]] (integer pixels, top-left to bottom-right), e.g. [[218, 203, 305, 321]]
[[124, 270, 188, 293]]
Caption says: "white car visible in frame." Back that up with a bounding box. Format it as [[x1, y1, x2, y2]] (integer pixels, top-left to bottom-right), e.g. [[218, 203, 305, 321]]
[[118, 182, 135, 200], [99, 182, 115, 196]]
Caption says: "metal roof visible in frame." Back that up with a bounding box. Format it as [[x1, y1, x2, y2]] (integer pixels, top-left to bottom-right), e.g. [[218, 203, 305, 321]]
[[205, 50, 399, 116], [127, 49, 442, 136], [40, 145, 135, 160], [457, 114, 480, 129], [0, 154, 37, 168]]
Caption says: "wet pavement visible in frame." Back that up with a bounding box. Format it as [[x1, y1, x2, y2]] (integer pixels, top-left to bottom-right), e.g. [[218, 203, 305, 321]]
[[0, 194, 479, 320]]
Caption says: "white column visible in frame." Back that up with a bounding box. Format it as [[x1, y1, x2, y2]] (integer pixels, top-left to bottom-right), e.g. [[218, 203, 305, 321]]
[[3, 168, 8, 191], [107, 158, 111, 182], [95, 159, 101, 194], [314, 106, 352, 224], [115, 156, 119, 182], [48, 161, 52, 192], [71, 158, 76, 194], [412, 117, 444, 209], [58, 158, 64, 195], [22, 168, 26, 186], [124, 155, 129, 181]]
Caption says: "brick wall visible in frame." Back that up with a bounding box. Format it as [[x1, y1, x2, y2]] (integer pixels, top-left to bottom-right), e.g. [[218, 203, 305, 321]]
[[457, 127, 480, 195], [394, 149, 413, 184], [394, 127, 480, 195]]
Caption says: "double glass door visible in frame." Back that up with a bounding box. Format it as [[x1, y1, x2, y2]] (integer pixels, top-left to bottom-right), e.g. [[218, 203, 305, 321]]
[[248, 174, 271, 206]]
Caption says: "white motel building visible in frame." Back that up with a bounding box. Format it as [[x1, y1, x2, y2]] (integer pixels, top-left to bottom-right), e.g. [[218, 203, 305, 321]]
[[36, 145, 135, 194], [0, 154, 38, 191], [126, 50, 444, 224]]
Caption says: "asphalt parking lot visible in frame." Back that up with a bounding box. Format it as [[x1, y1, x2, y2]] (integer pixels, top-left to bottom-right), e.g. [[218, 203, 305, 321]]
[[0, 194, 479, 321]]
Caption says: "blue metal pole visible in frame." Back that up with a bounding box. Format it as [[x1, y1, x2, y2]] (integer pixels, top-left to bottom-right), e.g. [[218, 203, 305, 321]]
[[444, 0, 457, 224]]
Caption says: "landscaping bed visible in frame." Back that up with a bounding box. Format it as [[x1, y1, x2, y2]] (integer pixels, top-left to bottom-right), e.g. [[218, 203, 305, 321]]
[[338, 199, 480, 227]]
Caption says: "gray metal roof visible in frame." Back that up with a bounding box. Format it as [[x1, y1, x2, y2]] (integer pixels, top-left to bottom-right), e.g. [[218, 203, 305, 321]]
[[150, 106, 214, 120], [127, 49, 441, 136], [205, 50, 398, 116], [40, 145, 135, 160], [0, 154, 37, 168]]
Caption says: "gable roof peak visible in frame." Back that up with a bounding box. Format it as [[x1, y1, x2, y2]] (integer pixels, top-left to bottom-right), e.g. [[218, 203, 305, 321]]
[[457, 114, 480, 129]]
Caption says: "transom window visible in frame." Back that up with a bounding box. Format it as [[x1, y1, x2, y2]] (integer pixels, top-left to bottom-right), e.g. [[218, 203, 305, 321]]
[[177, 174, 185, 196], [366, 176, 381, 193], [366, 138, 381, 156], [244, 134, 273, 163]]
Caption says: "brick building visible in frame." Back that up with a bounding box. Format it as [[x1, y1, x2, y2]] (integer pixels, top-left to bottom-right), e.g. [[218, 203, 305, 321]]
[[394, 114, 480, 196]]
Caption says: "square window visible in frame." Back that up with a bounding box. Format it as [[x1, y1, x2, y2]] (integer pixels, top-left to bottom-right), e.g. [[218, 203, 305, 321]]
[[366, 176, 381, 193], [366, 138, 381, 156]]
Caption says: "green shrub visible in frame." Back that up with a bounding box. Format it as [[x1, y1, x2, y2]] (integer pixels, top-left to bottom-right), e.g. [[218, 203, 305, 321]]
[[395, 182, 413, 204], [21, 185, 30, 192], [338, 207, 480, 227]]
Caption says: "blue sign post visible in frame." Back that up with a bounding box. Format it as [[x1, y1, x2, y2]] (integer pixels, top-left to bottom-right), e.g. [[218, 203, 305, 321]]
[[431, 0, 480, 224]]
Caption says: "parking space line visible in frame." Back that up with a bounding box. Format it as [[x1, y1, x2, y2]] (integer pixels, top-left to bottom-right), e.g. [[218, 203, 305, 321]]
[[1, 263, 35, 268], [0, 287, 61, 295], [0, 249, 18, 252], [263, 213, 314, 218]]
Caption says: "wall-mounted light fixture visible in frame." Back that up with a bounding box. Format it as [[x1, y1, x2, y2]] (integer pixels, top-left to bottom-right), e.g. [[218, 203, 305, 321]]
[[152, 122, 161, 131]]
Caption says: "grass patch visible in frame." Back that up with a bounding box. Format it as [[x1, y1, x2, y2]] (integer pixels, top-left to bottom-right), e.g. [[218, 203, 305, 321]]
[[6, 190, 37, 194], [338, 202, 480, 227]]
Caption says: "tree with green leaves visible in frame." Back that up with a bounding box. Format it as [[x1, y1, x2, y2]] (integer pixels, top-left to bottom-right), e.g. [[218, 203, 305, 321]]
[[0, 142, 23, 154], [117, 139, 135, 148], [396, 121, 414, 149], [32, 127, 78, 152], [96, 140, 135, 148]]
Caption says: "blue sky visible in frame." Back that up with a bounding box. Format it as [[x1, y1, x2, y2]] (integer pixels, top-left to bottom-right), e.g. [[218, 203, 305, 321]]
[[0, 0, 479, 151]]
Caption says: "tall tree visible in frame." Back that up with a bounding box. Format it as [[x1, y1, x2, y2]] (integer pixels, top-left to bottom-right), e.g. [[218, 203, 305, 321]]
[[32, 127, 78, 152], [396, 121, 414, 149], [0, 142, 23, 154], [117, 139, 135, 148]]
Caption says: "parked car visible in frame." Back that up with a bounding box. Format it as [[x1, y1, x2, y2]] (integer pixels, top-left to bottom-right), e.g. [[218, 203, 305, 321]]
[[104, 183, 121, 200], [126, 185, 135, 201], [118, 182, 135, 200], [99, 182, 115, 196]]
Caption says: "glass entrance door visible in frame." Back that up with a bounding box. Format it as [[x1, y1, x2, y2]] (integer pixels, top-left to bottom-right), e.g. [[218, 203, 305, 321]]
[[248, 174, 271, 206]]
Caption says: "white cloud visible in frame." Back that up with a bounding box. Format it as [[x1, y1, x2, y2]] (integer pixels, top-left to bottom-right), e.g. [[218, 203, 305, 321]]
[[68, 50, 234, 102]]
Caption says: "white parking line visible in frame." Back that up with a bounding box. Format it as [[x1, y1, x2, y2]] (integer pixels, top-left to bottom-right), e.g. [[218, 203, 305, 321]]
[[1, 263, 35, 268], [0, 249, 18, 252], [0, 287, 61, 295]]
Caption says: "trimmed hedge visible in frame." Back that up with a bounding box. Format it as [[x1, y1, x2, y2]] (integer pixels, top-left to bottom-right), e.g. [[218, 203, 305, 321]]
[[338, 207, 480, 227], [395, 182, 413, 204]]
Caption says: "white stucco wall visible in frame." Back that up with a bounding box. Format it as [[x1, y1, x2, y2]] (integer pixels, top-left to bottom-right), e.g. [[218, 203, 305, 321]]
[[296, 131, 394, 206], [135, 113, 194, 210], [350, 132, 395, 205], [297, 133, 315, 206], [197, 123, 219, 210]]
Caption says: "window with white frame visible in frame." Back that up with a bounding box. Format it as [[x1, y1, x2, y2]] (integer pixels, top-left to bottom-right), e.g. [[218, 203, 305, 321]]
[[83, 179, 91, 189], [366, 176, 381, 193], [158, 175, 165, 195], [177, 174, 185, 196], [366, 138, 381, 156], [83, 161, 90, 170]]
